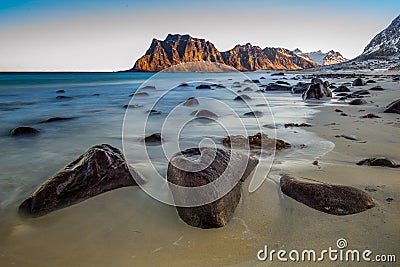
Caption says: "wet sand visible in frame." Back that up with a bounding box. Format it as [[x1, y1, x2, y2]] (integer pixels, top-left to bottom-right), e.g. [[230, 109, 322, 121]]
[[0, 71, 399, 266]]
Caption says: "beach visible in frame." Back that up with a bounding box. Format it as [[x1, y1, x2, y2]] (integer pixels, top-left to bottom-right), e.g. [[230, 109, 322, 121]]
[[0, 71, 399, 266]]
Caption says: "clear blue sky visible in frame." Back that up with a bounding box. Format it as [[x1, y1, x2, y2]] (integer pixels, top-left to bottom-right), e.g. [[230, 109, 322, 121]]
[[0, 0, 399, 71]]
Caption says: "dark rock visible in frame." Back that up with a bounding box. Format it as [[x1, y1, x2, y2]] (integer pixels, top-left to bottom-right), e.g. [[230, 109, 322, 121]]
[[284, 123, 311, 128], [56, 90, 65, 93], [336, 93, 348, 96], [260, 76, 266, 79], [349, 99, 367, 105], [243, 87, 253, 92], [167, 147, 259, 228], [222, 132, 290, 151], [352, 78, 366, 86], [243, 111, 263, 117], [123, 104, 142, 109], [146, 109, 161, 115], [252, 79, 260, 84], [234, 94, 252, 101], [134, 92, 149, 96], [384, 99, 400, 114], [10, 126, 39, 136], [40, 117, 74, 123], [276, 80, 290, 85], [356, 157, 399, 168], [193, 109, 218, 119], [271, 72, 285, 76], [302, 83, 332, 100], [196, 84, 212, 89], [336, 134, 358, 141], [369, 86, 384, 91], [183, 97, 199, 106], [334, 109, 343, 112], [340, 112, 348, 116], [264, 83, 292, 91], [179, 83, 189, 87], [56, 95, 73, 100], [92, 93, 100, 96], [291, 82, 309, 94], [311, 78, 324, 85], [19, 144, 142, 217], [361, 113, 381, 118], [141, 85, 156, 90], [144, 133, 163, 144], [352, 89, 370, 96], [332, 85, 350, 92], [366, 80, 376, 84], [280, 175, 375, 215]]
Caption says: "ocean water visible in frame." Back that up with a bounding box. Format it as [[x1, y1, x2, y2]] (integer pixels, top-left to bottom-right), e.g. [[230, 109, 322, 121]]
[[0, 71, 334, 266]]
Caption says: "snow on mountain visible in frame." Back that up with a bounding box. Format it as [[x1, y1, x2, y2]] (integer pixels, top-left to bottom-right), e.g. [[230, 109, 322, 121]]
[[294, 49, 347, 65]]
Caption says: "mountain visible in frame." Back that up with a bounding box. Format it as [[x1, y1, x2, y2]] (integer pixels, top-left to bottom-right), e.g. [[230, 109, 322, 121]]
[[358, 14, 400, 60], [294, 49, 347, 65], [131, 34, 318, 72]]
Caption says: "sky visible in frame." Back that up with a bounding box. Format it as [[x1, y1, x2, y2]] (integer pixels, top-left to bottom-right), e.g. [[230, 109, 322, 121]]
[[0, 0, 399, 71]]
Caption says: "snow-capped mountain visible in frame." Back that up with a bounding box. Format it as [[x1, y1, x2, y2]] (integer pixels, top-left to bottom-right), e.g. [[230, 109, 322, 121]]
[[294, 49, 347, 65], [359, 14, 400, 60]]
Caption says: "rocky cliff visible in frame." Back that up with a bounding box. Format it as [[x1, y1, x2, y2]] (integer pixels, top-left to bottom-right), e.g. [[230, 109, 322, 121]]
[[131, 34, 318, 71]]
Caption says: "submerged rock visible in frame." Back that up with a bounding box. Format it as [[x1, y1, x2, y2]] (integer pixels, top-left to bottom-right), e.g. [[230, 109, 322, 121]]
[[369, 86, 384, 91], [234, 94, 252, 101], [56, 95, 73, 100], [264, 83, 292, 91], [356, 157, 399, 168], [10, 126, 39, 136], [56, 90, 65, 93], [182, 97, 199, 106], [40, 117, 74, 123], [332, 85, 350, 92], [144, 133, 163, 144], [167, 147, 258, 228], [280, 175, 375, 215], [348, 98, 367, 105], [193, 109, 218, 119], [19, 144, 142, 217], [196, 84, 212, 89], [384, 99, 400, 114], [243, 111, 263, 117]]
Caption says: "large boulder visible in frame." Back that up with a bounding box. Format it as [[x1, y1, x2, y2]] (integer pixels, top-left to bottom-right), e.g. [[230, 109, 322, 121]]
[[384, 99, 400, 114], [302, 82, 332, 100], [280, 175, 375, 215], [352, 78, 366, 86], [19, 144, 143, 217], [167, 147, 259, 229], [10, 126, 39, 136], [222, 132, 291, 151], [291, 82, 309, 94], [349, 98, 367, 105]]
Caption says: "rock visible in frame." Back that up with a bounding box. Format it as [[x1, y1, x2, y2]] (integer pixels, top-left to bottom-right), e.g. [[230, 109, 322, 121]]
[[302, 83, 332, 100], [284, 123, 311, 128], [179, 83, 189, 87], [369, 86, 384, 91], [291, 82, 309, 94], [332, 85, 350, 92], [222, 132, 290, 151], [167, 147, 259, 228], [348, 99, 367, 105], [356, 157, 399, 168], [144, 133, 163, 144], [19, 144, 142, 217], [40, 117, 74, 123], [193, 109, 218, 119], [10, 126, 39, 136], [56, 90, 65, 93], [141, 85, 156, 90], [366, 80, 376, 83], [56, 95, 73, 100], [280, 175, 375, 215], [252, 79, 260, 84], [146, 109, 162, 115], [311, 78, 324, 85], [336, 134, 358, 141], [352, 89, 370, 96], [183, 97, 199, 106], [340, 112, 348, 116], [336, 93, 348, 97], [243, 111, 263, 117], [264, 83, 292, 91], [260, 76, 266, 79], [271, 72, 285, 76], [134, 92, 149, 96], [334, 109, 343, 112], [123, 104, 142, 109], [361, 113, 381, 118], [196, 84, 212, 89], [352, 78, 366, 86], [234, 94, 252, 101], [384, 99, 400, 114], [92, 93, 100, 96], [243, 87, 253, 92], [276, 80, 290, 85]]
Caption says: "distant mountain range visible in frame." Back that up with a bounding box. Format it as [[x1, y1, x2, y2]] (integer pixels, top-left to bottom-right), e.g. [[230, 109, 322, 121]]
[[130, 34, 345, 72], [294, 49, 347, 66], [129, 14, 399, 72]]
